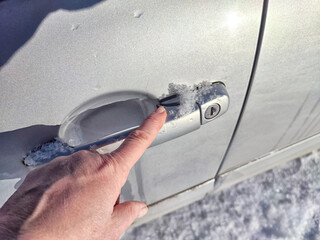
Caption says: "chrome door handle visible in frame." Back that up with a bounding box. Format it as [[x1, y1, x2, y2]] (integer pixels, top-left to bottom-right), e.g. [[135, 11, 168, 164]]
[[61, 82, 229, 154]]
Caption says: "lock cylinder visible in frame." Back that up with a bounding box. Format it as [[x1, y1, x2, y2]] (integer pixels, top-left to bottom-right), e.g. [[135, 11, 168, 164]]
[[195, 82, 229, 125]]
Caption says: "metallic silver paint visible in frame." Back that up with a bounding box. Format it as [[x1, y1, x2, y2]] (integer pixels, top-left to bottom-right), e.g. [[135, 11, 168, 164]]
[[221, 0, 320, 173]]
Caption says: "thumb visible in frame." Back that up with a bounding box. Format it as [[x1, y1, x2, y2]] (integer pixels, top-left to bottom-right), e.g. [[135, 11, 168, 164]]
[[111, 201, 148, 234]]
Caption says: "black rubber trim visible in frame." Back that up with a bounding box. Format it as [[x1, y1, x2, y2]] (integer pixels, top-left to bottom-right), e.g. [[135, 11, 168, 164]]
[[159, 94, 180, 106], [214, 0, 269, 180]]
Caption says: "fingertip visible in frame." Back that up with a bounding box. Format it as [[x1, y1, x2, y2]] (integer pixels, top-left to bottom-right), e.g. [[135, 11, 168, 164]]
[[145, 106, 167, 131], [157, 106, 167, 124], [137, 206, 148, 218], [155, 106, 166, 114], [111, 201, 148, 231], [106, 106, 167, 179]]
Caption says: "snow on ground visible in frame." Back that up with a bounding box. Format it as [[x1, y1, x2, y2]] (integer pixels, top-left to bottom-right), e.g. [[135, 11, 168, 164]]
[[123, 150, 320, 240]]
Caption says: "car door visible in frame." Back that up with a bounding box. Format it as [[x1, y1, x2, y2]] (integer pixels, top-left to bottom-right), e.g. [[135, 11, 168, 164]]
[[219, 1, 320, 173], [214, 0, 320, 193], [0, 0, 263, 220]]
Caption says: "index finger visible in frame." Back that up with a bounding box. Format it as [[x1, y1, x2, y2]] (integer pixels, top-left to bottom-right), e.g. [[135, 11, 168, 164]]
[[109, 106, 167, 173]]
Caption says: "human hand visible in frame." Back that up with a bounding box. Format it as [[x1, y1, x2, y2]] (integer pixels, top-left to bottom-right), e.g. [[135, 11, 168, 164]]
[[0, 107, 167, 240]]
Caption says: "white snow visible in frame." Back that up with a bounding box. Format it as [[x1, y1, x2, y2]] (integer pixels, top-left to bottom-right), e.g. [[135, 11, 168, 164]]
[[23, 139, 72, 167], [133, 10, 144, 18], [166, 81, 216, 118], [123, 150, 320, 240], [167, 83, 197, 118]]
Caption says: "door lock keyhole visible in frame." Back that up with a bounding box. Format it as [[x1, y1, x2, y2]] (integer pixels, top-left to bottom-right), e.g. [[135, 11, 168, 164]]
[[204, 104, 221, 119]]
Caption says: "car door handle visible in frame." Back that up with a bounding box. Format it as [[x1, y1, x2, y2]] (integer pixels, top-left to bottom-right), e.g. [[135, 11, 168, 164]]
[[24, 82, 229, 166], [60, 82, 229, 154]]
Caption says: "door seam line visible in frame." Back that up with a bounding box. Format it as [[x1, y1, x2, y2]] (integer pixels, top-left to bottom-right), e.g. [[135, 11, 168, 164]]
[[214, 0, 269, 181]]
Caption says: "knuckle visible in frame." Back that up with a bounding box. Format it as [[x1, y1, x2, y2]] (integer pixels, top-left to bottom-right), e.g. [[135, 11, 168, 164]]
[[108, 152, 130, 176], [126, 204, 138, 217], [99, 153, 129, 188], [146, 114, 162, 128], [99, 153, 122, 176], [128, 130, 151, 144], [100, 153, 116, 167], [68, 150, 103, 175], [72, 150, 90, 159], [73, 150, 102, 164], [70, 150, 90, 168]]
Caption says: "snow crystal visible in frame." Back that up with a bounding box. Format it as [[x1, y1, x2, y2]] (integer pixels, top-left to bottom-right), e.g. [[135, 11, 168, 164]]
[[167, 83, 197, 118], [165, 81, 216, 118], [23, 139, 73, 167], [133, 10, 144, 18], [123, 150, 320, 240]]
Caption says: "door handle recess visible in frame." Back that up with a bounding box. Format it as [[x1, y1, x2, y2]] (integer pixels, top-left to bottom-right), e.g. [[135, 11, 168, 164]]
[[59, 82, 229, 154]]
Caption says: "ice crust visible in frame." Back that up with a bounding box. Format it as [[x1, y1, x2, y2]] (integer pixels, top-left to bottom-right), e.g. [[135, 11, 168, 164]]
[[123, 150, 320, 240], [23, 139, 72, 166], [166, 81, 215, 118]]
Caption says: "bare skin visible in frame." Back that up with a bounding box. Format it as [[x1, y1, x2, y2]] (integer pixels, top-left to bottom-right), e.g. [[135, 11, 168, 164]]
[[0, 106, 167, 240]]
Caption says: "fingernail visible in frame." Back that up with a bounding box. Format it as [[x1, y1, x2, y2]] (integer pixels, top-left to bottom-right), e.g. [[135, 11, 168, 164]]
[[155, 106, 166, 114], [138, 206, 148, 218]]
